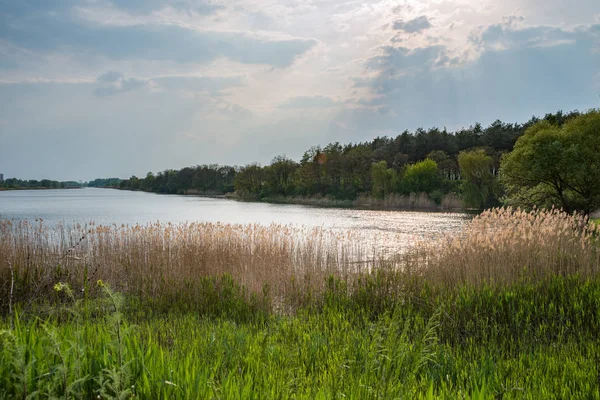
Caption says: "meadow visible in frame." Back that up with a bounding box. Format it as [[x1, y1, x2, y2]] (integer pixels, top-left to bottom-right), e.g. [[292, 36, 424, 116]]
[[1, 208, 599, 398]]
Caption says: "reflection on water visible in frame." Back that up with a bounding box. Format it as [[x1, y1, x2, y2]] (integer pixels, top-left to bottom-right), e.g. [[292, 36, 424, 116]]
[[0, 188, 472, 255]]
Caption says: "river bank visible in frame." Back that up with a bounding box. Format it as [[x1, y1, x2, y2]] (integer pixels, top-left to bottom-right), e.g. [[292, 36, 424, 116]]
[[247, 193, 465, 212], [113, 187, 467, 212], [0, 186, 82, 191], [3, 275, 599, 399], [1, 208, 598, 398]]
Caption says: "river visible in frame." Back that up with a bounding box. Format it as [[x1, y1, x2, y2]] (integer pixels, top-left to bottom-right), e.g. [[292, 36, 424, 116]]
[[0, 188, 472, 254]]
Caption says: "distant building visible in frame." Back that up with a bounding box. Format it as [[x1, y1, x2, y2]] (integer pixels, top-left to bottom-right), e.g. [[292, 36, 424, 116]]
[[0, 173, 3, 182]]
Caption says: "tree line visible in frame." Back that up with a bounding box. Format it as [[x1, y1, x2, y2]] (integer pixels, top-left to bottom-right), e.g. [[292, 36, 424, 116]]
[[0, 178, 122, 190], [116, 109, 599, 214], [119, 165, 236, 195], [0, 179, 82, 189], [87, 178, 122, 188]]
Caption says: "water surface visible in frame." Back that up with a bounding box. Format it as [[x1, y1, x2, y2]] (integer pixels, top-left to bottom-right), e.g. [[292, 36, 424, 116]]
[[0, 188, 471, 253]]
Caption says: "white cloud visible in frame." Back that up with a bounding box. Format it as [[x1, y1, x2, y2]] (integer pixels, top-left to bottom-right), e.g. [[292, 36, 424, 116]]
[[392, 16, 432, 33], [1, 0, 599, 180]]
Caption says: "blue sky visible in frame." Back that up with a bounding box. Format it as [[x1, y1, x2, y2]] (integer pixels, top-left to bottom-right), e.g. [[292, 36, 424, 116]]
[[0, 0, 599, 180]]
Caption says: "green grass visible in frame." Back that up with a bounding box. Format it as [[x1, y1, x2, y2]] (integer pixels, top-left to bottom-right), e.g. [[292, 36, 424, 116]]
[[1, 209, 599, 398], [2, 276, 600, 399]]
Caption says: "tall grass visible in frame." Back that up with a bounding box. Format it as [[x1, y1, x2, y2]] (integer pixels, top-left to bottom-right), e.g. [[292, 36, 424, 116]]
[[1, 207, 599, 314], [0, 220, 391, 313], [414, 207, 600, 287], [2, 208, 600, 398], [0, 290, 445, 399], [251, 192, 463, 211], [353, 192, 462, 211], [2, 278, 600, 399]]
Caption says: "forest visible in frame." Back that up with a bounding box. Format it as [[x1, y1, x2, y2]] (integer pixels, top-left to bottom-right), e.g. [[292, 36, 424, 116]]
[[118, 109, 596, 211], [86, 178, 123, 188]]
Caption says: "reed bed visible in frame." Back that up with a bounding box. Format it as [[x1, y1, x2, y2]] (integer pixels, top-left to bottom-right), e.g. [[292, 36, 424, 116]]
[[0, 220, 399, 312], [354, 193, 441, 210], [2, 209, 600, 398], [0, 207, 599, 314], [255, 192, 463, 211], [356, 192, 464, 211], [415, 207, 600, 286]]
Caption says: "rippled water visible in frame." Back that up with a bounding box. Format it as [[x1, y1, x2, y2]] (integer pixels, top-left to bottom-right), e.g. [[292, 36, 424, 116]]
[[0, 188, 472, 254]]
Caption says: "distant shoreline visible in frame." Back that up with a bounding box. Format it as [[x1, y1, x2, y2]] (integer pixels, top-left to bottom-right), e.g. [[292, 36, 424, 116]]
[[235, 195, 467, 213], [108, 187, 468, 213], [0, 186, 82, 191]]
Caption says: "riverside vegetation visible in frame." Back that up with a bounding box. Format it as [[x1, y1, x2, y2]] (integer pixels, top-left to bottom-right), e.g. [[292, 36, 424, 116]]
[[0, 179, 82, 190], [6, 109, 598, 214], [1, 208, 600, 398], [115, 109, 600, 214]]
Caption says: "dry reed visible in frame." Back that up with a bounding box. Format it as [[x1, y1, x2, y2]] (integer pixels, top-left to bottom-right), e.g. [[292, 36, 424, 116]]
[[413, 207, 600, 286], [260, 192, 464, 211], [353, 192, 464, 211], [1, 207, 599, 313], [354, 193, 437, 210], [0, 220, 395, 310]]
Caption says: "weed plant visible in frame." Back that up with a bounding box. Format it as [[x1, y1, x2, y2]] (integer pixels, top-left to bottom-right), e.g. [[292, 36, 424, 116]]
[[2, 277, 600, 398]]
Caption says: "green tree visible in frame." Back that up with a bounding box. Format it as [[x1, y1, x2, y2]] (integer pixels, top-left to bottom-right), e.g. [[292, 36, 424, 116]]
[[458, 149, 499, 209], [128, 175, 141, 190], [371, 161, 398, 199], [400, 159, 440, 194], [294, 147, 327, 196], [426, 150, 458, 180], [500, 110, 600, 214], [217, 166, 236, 193], [141, 173, 155, 191], [264, 156, 298, 196], [234, 164, 264, 197]]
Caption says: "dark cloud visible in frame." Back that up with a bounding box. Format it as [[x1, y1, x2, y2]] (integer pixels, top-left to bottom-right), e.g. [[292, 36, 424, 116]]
[[366, 45, 446, 76], [0, 5, 317, 68], [392, 16, 432, 33], [350, 22, 600, 137], [470, 18, 599, 52]]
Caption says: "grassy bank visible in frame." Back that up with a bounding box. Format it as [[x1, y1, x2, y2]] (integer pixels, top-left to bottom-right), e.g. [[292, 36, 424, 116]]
[[2, 277, 600, 398], [1, 208, 599, 398], [2, 207, 596, 310], [113, 184, 466, 212]]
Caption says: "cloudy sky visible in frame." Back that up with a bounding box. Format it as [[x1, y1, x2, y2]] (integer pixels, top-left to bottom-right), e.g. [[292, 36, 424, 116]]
[[0, 0, 599, 181]]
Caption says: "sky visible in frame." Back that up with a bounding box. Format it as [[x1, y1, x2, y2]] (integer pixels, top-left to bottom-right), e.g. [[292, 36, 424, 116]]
[[0, 0, 599, 181]]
